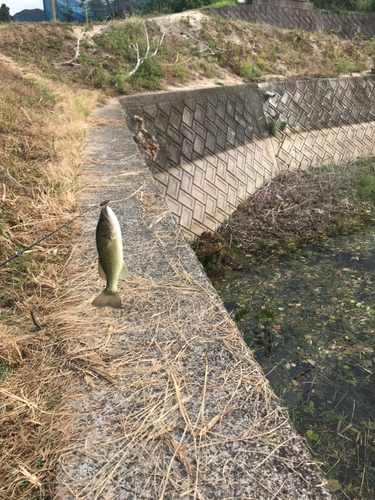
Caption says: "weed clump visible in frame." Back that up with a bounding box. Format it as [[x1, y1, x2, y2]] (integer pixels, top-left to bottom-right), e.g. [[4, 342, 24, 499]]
[[196, 159, 375, 269], [192, 232, 234, 276]]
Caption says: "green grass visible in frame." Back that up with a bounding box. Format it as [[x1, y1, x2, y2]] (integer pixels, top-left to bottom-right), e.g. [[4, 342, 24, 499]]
[[334, 57, 355, 74], [0, 360, 11, 380], [237, 60, 262, 80], [356, 171, 375, 199], [268, 119, 277, 136], [204, 0, 235, 8]]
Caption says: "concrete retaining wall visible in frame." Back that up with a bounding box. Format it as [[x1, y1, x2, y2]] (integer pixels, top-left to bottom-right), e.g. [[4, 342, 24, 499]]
[[209, 4, 375, 39], [260, 76, 375, 170], [122, 85, 277, 240], [120, 75, 375, 241]]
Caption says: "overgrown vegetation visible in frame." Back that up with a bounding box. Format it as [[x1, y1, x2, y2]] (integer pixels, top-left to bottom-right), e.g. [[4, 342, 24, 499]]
[[144, 0, 232, 14], [0, 3, 11, 23], [1, 14, 375, 96], [195, 158, 375, 276], [313, 0, 375, 13]]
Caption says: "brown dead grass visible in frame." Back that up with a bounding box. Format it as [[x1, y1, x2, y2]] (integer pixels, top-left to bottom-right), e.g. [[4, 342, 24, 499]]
[[0, 56, 100, 499], [216, 158, 375, 255], [52, 228, 293, 500], [202, 16, 375, 79]]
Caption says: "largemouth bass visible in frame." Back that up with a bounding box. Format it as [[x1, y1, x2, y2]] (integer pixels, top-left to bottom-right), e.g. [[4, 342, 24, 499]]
[[92, 205, 127, 309]]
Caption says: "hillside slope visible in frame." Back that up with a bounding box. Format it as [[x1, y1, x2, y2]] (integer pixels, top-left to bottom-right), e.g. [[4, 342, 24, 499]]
[[1, 11, 375, 95]]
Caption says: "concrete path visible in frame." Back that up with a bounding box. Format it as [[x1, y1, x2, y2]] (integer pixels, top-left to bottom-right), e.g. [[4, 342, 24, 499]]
[[56, 98, 332, 500]]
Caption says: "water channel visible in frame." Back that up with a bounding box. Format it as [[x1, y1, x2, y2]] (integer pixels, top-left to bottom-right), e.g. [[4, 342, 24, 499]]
[[212, 228, 375, 499]]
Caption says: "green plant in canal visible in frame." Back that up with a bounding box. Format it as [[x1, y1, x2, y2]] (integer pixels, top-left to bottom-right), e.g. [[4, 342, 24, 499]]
[[192, 232, 237, 276], [234, 304, 249, 321], [253, 309, 275, 357], [356, 171, 375, 200], [268, 119, 277, 136]]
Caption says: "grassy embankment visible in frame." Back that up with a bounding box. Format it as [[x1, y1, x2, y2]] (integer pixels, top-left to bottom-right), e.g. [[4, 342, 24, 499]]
[[2, 14, 375, 94], [0, 56, 100, 498], [2, 12, 375, 499]]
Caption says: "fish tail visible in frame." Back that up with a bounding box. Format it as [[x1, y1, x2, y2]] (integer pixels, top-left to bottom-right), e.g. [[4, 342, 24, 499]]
[[92, 290, 121, 309]]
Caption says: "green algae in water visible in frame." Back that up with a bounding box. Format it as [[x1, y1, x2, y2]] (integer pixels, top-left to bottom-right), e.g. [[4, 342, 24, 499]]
[[214, 229, 375, 499]]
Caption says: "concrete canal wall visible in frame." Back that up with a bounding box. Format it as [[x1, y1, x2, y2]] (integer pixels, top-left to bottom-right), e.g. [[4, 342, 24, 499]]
[[209, 4, 375, 39], [121, 75, 375, 240]]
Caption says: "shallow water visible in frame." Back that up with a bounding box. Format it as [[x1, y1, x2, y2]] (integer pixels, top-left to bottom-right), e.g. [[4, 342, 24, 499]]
[[213, 229, 375, 499]]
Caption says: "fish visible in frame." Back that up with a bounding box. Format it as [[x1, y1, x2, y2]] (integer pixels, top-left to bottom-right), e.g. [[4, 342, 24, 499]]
[[92, 205, 128, 309]]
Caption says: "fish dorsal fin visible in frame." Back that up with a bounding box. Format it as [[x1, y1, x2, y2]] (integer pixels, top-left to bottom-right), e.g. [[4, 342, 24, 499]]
[[98, 261, 106, 280], [119, 261, 128, 279]]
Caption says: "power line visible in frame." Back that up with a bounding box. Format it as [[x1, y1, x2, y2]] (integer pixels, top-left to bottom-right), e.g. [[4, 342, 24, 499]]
[[0, 200, 109, 269]]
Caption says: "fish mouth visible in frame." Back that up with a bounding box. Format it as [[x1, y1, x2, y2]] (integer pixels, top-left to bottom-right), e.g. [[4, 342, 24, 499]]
[[101, 206, 112, 222]]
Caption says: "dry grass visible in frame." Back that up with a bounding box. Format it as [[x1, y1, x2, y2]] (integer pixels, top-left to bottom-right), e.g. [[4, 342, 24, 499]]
[[202, 16, 375, 79], [0, 56, 100, 498], [218, 159, 375, 249]]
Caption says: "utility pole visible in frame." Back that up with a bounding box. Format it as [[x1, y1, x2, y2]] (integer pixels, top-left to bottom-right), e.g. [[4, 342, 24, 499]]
[[49, 0, 56, 21]]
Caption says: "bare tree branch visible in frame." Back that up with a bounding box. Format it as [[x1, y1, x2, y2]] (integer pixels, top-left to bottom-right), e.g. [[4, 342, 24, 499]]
[[152, 33, 164, 56], [129, 43, 141, 77], [51, 30, 86, 67], [180, 31, 216, 54], [129, 24, 164, 77], [144, 22, 150, 59]]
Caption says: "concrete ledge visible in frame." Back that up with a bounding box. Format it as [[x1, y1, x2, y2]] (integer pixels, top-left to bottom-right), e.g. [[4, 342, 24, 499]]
[[56, 98, 332, 500]]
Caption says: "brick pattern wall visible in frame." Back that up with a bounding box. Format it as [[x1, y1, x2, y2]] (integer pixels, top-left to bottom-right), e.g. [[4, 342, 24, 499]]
[[123, 85, 268, 173], [260, 76, 375, 171], [121, 86, 277, 240], [270, 122, 375, 172], [209, 5, 375, 39], [260, 76, 375, 131], [153, 139, 276, 241], [121, 75, 375, 241]]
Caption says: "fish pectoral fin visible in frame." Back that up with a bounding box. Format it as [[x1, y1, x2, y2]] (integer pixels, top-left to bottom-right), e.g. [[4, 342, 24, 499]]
[[119, 261, 128, 279], [98, 261, 106, 280]]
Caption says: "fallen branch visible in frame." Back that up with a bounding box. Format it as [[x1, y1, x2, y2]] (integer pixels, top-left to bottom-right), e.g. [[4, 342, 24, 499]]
[[129, 23, 164, 77], [51, 30, 85, 67], [0, 166, 23, 189], [180, 30, 216, 54]]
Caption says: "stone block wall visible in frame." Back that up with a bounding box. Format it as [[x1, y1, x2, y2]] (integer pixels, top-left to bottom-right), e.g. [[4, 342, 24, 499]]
[[260, 76, 375, 131], [248, 0, 313, 10], [121, 75, 375, 241], [209, 5, 375, 39]]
